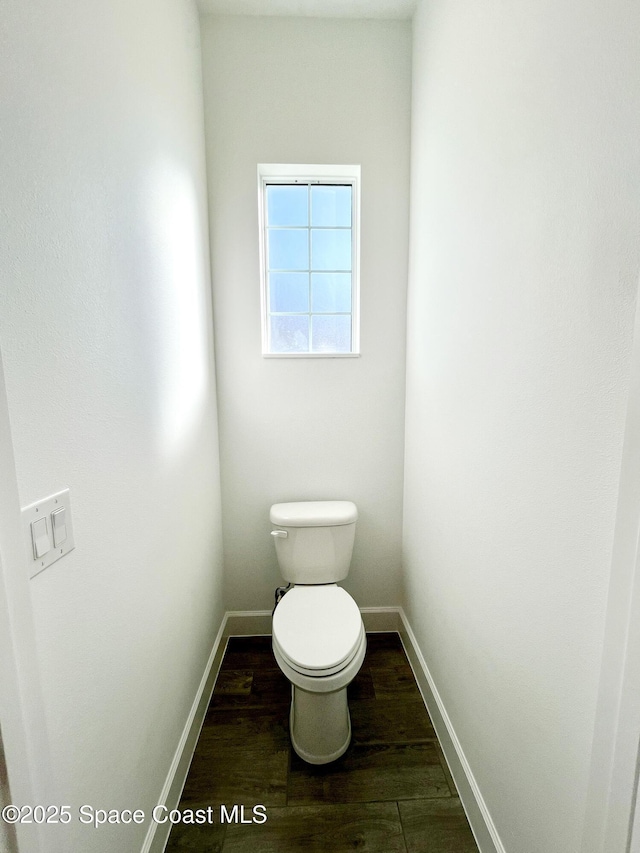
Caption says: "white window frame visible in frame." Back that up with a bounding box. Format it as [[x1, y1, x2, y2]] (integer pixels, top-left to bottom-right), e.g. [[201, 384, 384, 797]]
[[257, 163, 361, 358]]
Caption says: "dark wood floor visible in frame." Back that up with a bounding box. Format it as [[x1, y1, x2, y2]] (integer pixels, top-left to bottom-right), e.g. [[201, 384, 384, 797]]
[[165, 632, 479, 852]]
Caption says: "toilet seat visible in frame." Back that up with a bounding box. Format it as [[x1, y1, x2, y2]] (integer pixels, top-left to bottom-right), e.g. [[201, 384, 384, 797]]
[[272, 585, 363, 677]]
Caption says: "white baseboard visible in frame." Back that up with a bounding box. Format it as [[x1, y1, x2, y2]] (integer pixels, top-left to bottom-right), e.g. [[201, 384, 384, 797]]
[[397, 610, 505, 853], [223, 609, 272, 637], [221, 606, 405, 637], [148, 605, 501, 853], [360, 605, 403, 632], [143, 615, 229, 853]]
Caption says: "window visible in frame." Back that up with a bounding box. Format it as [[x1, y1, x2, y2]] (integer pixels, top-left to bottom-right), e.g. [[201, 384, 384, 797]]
[[258, 164, 360, 357]]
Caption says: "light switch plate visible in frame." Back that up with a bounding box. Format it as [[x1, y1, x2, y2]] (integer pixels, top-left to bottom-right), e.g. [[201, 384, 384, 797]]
[[22, 489, 75, 579]]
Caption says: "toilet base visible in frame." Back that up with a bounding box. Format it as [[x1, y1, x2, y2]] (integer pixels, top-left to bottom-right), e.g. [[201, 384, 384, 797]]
[[289, 684, 351, 765]]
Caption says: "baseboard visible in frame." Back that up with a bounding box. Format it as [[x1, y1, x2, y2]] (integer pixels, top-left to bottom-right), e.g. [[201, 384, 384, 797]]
[[397, 610, 505, 853], [222, 606, 404, 636], [360, 606, 403, 632], [223, 609, 272, 637], [142, 615, 229, 853], [147, 605, 502, 853]]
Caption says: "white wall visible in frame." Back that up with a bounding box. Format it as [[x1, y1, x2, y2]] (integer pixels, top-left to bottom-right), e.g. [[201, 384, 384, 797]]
[[201, 16, 411, 610], [0, 0, 224, 850], [0, 734, 17, 853], [403, 1, 640, 851]]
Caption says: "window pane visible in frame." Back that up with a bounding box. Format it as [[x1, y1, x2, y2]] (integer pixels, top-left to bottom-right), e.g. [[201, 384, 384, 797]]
[[270, 315, 309, 353], [311, 314, 351, 353], [310, 229, 351, 271], [268, 229, 309, 270], [270, 273, 309, 313], [267, 185, 308, 226], [310, 185, 351, 227], [311, 273, 351, 313]]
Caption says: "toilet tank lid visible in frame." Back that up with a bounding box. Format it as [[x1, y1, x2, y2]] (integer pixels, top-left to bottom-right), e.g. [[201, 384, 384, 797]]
[[270, 500, 358, 527]]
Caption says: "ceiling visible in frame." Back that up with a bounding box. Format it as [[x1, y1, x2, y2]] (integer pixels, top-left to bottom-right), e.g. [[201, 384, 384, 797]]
[[195, 0, 416, 19]]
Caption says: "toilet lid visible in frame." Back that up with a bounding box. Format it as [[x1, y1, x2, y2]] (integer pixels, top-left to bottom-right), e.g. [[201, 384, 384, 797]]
[[273, 586, 362, 673]]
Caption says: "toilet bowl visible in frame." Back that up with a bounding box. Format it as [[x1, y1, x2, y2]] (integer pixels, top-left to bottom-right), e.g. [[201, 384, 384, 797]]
[[270, 501, 365, 764]]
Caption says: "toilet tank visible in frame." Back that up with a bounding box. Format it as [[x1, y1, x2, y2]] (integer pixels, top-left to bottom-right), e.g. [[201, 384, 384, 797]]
[[270, 501, 358, 584]]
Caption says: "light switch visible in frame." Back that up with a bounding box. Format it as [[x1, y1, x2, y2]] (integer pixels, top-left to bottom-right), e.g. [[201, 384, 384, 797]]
[[31, 517, 50, 559], [22, 489, 75, 578], [51, 507, 67, 547]]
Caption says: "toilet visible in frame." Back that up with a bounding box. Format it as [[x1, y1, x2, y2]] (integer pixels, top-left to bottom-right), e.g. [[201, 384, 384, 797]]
[[270, 500, 366, 765]]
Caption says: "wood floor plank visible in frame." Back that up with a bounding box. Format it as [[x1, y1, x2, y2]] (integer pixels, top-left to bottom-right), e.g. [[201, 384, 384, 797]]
[[363, 633, 409, 669], [174, 633, 473, 852], [213, 670, 254, 696], [398, 798, 479, 852], [221, 637, 278, 672], [221, 802, 407, 853], [434, 742, 459, 796], [350, 698, 436, 744], [370, 665, 423, 700], [208, 669, 290, 711], [165, 820, 227, 852], [348, 667, 376, 700], [365, 633, 404, 652], [199, 708, 289, 750], [288, 743, 451, 805], [180, 742, 288, 809]]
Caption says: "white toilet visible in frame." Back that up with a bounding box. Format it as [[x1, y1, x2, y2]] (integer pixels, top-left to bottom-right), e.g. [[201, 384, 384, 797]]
[[270, 500, 366, 765]]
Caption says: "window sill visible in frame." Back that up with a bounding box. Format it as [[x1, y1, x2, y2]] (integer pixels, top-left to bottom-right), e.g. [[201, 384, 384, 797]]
[[262, 352, 361, 359]]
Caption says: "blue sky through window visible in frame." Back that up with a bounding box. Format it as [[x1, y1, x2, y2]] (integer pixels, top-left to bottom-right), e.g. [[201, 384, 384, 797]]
[[265, 182, 353, 354]]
